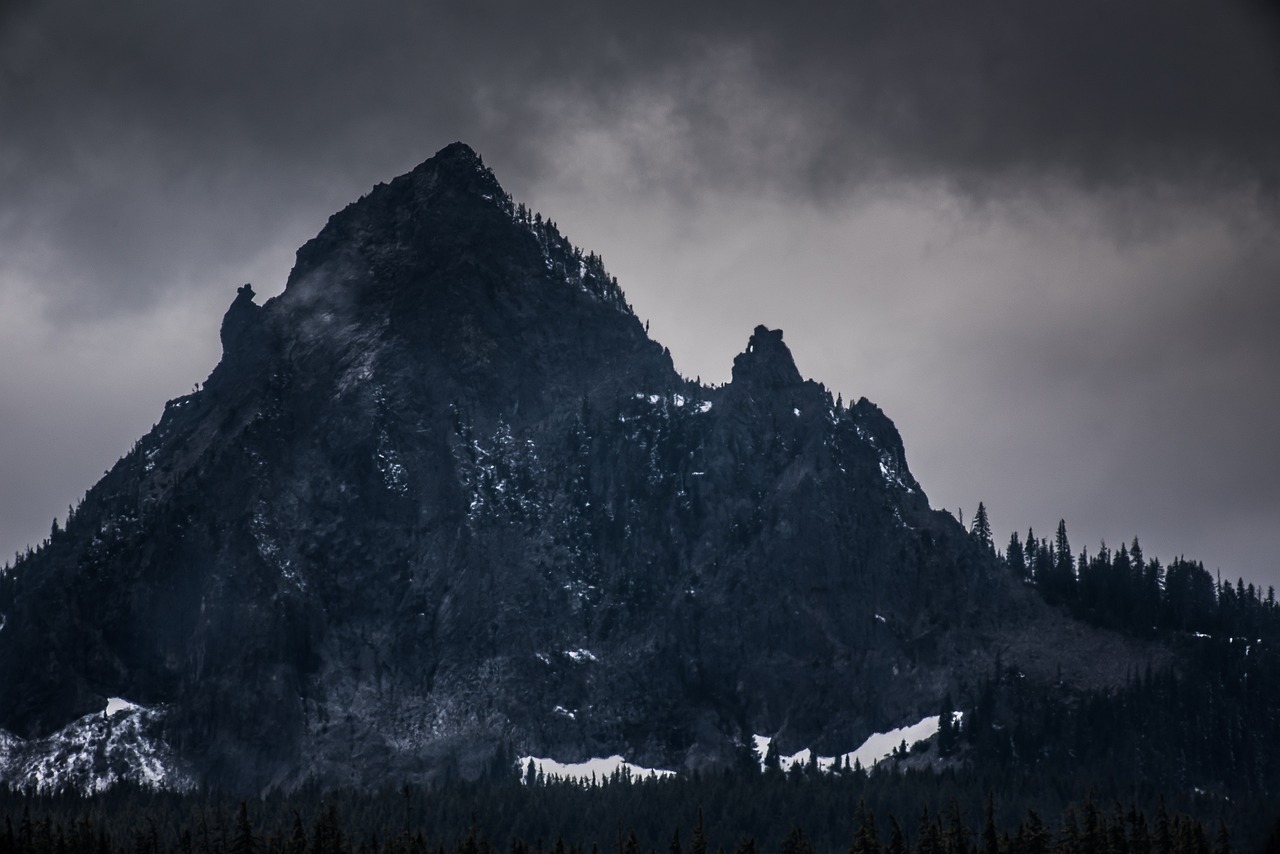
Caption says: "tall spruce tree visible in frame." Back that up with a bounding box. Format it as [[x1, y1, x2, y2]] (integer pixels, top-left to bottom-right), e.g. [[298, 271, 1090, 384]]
[[1006, 531, 1026, 579], [970, 502, 993, 552]]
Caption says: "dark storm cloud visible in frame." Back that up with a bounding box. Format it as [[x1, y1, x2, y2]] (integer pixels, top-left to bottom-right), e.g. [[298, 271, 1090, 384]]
[[4, 0, 1278, 315]]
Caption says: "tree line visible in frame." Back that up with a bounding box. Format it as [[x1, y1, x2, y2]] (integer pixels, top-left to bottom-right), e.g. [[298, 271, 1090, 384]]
[[0, 776, 1264, 854]]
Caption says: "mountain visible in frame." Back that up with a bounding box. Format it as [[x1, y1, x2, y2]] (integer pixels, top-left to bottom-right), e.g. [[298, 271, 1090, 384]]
[[0, 143, 1166, 792]]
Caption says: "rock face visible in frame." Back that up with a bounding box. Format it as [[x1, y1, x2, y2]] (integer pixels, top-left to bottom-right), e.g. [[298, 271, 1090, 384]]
[[0, 143, 1070, 791]]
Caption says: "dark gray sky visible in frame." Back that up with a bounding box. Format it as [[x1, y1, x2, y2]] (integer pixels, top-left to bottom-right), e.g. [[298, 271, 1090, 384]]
[[3, 0, 1279, 589]]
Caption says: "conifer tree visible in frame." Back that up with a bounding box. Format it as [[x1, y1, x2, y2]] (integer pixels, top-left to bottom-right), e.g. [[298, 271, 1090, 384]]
[[970, 503, 993, 552], [1006, 532, 1026, 579], [916, 808, 944, 854], [691, 809, 708, 854], [1054, 520, 1074, 583], [286, 811, 308, 854], [981, 794, 998, 854], [1154, 798, 1172, 854], [1060, 806, 1081, 854], [885, 817, 908, 854], [1213, 818, 1231, 854], [764, 740, 781, 774], [780, 827, 813, 854], [851, 799, 881, 854], [943, 798, 971, 854], [1019, 810, 1051, 854], [1081, 792, 1103, 854], [230, 802, 256, 854], [938, 696, 959, 757]]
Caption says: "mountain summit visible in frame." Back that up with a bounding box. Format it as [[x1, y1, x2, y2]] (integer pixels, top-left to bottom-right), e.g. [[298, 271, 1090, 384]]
[[0, 144, 1137, 791], [731, 326, 803, 391]]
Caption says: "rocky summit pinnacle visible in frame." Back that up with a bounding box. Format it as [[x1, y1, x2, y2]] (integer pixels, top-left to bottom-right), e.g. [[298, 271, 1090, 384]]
[[730, 325, 803, 391], [0, 143, 1125, 793]]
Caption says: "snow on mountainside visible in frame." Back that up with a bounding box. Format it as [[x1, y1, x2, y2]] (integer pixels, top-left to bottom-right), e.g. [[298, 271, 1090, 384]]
[[517, 755, 676, 784], [751, 712, 962, 774], [0, 699, 191, 793], [518, 712, 957, 786]]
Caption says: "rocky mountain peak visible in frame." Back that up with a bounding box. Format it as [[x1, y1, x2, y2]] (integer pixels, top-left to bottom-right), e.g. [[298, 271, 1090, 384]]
[[282, 141, 511, 297], [403, 140, 506, 201], [730, 325, 803, 391], [0, 145, 1062, 793], [418, 140, 487, 174]]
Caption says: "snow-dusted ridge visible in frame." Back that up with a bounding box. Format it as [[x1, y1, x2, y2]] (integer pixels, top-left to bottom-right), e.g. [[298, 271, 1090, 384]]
[[0, 697, 192, 793]]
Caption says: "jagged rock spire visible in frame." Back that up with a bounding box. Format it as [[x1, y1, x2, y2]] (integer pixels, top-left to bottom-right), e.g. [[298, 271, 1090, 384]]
[[730, 325, 803, 391]]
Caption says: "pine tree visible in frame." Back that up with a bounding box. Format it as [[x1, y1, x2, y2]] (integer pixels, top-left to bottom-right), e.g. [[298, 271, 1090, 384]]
[[970, 502, 993, 552], [1155, 798, 1172, 854], [1081, 793, 1102, 854], [938, 695, 959, 757], [943, 798, 971, 854], [230, 802, 256, 854], [885, 817, 908, 854], [981, 793, 999, 854], [1006, 531, 1026, 579], [1058, 806, 1083, 854], [780, 827, 813, 854], [764, 739, 781, 774], [850, 799, 881, 854], [313, 804, 346, 854], [916, 809, 944, 854], [1213, 818, 1231, 854], [286, 812, 308, 854], [1041, 519, 1073, 603], [691, 809, 708, 854], [1019, 810, 1051, 854]]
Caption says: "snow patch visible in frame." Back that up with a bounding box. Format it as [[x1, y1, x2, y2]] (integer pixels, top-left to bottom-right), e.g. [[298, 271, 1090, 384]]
[[375, 428, 410, 495], [105, 697, 138, 716], [752, 712, 955, 774], [251, 505, 303, 589], [878, 454, 916, 494], [631, 392, 712, 414], [457, 421, 541, 523], [518, 755, 675, 784]]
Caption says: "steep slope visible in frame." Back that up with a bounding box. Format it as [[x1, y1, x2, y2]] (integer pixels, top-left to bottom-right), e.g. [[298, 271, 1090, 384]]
[[0, 143, 1151, 791]]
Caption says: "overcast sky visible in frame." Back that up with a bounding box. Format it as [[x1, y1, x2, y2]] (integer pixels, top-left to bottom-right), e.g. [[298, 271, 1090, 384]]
[[3, 1, 1279, 590]]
